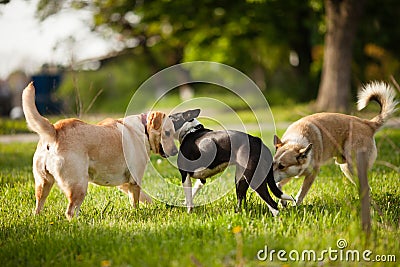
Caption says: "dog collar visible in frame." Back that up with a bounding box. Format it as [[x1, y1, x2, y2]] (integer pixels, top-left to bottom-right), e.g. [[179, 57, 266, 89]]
[[179, 124, 204, 143], [141, 113, 149, 138]]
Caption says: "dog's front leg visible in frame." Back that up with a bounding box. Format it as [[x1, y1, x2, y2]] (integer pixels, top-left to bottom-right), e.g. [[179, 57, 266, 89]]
[[130, 183, 141, 208], [295, 170, 318, 205], [119, 182, 141, 207], [119, 182, 153, 206], [192, 179, 204, 199], [182, 174, 193, 213]]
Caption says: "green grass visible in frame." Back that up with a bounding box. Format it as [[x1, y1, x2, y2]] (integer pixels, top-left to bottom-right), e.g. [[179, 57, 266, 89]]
[[0, 130, 399, 266], [0, 118, 30, 135]]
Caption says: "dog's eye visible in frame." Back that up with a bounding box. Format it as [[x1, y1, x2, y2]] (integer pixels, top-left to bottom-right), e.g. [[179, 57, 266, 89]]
[[165, 131, 170, 137], [278, 163, 285, 170]]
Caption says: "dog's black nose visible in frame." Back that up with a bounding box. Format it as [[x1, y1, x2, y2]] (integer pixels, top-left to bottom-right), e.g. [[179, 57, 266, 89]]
[[171, 148, 178, 156]]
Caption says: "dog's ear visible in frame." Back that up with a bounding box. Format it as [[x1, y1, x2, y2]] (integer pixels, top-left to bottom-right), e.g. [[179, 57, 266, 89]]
[[169, 109, 200, 131], [274, 135, 283, 149], [297, 144, 312, 159], [168, 112, 184, 130], [183, 109, 200, 121], [148, 111, 166, 131]]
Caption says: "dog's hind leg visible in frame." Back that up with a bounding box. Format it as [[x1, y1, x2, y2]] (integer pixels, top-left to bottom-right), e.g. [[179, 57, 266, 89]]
[[32, 146, 56, 215], [235, 179, 249, 213], [234, 165, 249, 212], [54, 156, 89, 220], [34, 173, 54, 215], [33, 154, 55, 214], [64, 184, 87, 220]]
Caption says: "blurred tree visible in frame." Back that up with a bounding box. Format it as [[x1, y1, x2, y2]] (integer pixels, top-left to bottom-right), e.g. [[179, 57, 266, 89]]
[[315, 0, 365, 112]]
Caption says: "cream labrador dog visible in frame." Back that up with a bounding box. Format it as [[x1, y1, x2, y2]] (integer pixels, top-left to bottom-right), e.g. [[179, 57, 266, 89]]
[[22, 82, 179, 219], [273, 81, 398, 206]]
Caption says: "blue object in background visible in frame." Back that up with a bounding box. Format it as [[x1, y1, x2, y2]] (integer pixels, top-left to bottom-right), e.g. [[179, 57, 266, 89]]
[[31, 74, 62, 115]]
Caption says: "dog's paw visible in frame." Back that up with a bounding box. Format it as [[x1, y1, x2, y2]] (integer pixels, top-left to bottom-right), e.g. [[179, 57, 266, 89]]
[[270, 209, 279, 217], [281, 193, 296, 202], [294, 197, 302, 206], [280, 194, 297, 208], [280, 199, 288, 208]]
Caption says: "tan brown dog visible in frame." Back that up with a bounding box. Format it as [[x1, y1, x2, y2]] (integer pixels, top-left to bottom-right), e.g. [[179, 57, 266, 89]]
[[273, 81, 398, 206], [22, 82, 178, 219]]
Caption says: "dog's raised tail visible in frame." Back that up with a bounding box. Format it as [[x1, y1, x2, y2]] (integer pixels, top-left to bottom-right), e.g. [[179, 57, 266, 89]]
[[357, 81, 398, 128], [22, 82, 56, 141]]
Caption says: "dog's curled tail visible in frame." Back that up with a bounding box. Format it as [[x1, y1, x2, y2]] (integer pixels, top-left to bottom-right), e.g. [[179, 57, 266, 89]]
[[22, 82, 56, 141], [357, 81, 398, 128]]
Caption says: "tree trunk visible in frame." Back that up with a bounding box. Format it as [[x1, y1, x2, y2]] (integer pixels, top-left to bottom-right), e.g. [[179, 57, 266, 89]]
[[291, 4, 313, 101], [316, 0, 365, 112]]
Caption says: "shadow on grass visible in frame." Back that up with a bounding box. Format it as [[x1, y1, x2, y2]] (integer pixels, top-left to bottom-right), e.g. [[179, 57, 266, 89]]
[[0, 206, 239, 267]]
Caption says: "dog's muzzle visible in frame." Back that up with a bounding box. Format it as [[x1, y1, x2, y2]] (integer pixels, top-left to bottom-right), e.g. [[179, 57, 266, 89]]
[[159, 144, 178, 158]]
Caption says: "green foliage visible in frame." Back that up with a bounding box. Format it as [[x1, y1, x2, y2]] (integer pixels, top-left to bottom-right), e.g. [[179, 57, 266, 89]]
[[56, 62, 313, 115], [0, 118, 30, 135], [349, 2, 400, 86], [58, 56, 152, 114], [0, 130, 399, 266], [34, 0, 400, 107], [45, 0, 324, 105]]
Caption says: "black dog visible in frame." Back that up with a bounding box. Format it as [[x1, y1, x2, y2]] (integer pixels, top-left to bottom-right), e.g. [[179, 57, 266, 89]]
[[169, 109, 293, 215]]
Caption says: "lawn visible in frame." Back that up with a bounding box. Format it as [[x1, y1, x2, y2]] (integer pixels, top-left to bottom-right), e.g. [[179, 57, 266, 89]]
[[0, 129, 399, 266]]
